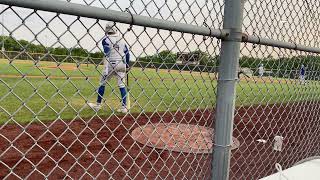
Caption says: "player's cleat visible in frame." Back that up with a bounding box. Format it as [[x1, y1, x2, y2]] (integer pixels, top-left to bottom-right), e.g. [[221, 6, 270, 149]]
[[117, 106, 128, 113], [88, 103, 101, 111]]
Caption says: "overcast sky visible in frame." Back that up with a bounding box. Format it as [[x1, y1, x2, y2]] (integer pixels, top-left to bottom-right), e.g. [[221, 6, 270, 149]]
[[0, 0, 318, 59]]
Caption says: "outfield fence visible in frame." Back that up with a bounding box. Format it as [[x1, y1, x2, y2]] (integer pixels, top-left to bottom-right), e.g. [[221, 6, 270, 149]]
[[0, 0, 320, 179]]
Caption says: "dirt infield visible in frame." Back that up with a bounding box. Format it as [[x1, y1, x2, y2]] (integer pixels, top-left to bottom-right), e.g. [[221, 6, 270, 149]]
[[40, 65, 80, 71], [0, 74, 210, 82], [39, 65, 91, 71], [0, 73, 296, 86], [0, 102, 319, 179]]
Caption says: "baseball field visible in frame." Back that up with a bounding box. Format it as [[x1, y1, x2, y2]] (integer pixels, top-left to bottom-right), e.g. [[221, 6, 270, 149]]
[[0, 59, 317, 124], [0, 58, 320, 179]]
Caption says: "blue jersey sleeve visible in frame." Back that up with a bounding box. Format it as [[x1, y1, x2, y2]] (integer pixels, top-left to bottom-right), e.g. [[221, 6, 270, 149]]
[[102, 38, 111, 57], [124, 44, 130, 66]]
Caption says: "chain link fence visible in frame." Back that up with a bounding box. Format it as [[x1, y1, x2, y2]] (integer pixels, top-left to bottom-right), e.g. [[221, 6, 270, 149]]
[[0, 0, 319, 179]]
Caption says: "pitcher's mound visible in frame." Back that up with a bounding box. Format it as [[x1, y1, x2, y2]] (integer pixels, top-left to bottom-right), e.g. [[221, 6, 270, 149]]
[[131, 123, 240, 154]]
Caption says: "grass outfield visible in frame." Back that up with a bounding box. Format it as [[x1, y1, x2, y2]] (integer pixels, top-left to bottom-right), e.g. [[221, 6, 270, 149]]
[[0, 59, 319, 124]]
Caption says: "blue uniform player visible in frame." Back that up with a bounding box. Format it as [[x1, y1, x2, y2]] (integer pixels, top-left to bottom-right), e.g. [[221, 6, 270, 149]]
[[88, 23, 130, 113], [299, 64, 306, 84]]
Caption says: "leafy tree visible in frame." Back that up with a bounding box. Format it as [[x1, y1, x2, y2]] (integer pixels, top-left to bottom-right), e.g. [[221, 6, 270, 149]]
[[90, 51, 104, 58], [138, 50, 177, 64], [52, 47, 68, 55], [70, 47, 88, 57], [157, 50, 177, 64]]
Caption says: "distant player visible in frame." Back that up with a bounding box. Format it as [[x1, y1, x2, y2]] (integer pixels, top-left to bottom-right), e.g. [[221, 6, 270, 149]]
[[299, 64, 306, 84], [258, 64, 264, 77], [88, 23, 130, 113]]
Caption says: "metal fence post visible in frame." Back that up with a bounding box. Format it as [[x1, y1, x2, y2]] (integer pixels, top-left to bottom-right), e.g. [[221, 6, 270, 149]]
[[212, 0, 245, 179]]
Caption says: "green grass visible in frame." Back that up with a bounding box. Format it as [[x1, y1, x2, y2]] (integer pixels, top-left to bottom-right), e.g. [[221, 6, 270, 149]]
[[1, 59, 320, 124]]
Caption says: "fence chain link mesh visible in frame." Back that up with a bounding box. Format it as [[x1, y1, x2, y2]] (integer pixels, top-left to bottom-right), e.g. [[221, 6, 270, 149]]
[[0, 0, 319, 179], [233, 0, 320, 179]]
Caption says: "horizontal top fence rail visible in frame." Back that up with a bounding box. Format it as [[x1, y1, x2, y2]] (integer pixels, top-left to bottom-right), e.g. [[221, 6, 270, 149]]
[[245, 35, 320, 54], [61, 0, 225, 28], [0, 0, 226, 38], [1, 0, 320, 55]]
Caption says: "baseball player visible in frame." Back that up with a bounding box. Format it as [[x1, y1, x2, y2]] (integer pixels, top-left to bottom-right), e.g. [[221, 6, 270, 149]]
[[299, 64, 306, 84], [258, 64, 264, 77], [88, 23, 130, 113]]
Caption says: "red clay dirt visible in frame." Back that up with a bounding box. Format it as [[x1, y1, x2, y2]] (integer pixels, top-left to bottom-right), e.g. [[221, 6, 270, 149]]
[[40, 65, 80, 71], [0, 102, 319, 179]]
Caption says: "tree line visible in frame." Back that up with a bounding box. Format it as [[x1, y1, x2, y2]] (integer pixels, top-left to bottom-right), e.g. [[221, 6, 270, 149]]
[[2, 36, 320, 78], [1, 36, 104, 58]]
